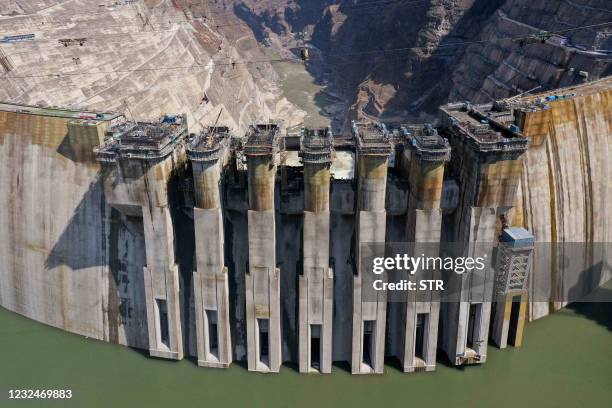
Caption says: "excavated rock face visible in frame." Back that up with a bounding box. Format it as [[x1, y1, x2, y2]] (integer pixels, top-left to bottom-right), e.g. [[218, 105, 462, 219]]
[[230, 0, 611, 126], [447, 0, 612, 105], [0, 0, 305, 131], [0, 0, 57, 15], [229, 0, 499, 126], [4, 1, 607, 129]]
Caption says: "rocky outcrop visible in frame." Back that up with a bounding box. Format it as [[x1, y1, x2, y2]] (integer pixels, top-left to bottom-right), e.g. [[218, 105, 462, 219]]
[[229, 0, 611, 127]]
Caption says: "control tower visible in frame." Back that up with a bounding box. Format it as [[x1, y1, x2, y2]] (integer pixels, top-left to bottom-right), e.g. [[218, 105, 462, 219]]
[[187, 126, 232, 368], [95, 116, 188, 360]]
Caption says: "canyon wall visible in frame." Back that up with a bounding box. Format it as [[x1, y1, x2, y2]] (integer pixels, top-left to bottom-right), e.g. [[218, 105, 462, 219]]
[[230, 0, 611, 126]]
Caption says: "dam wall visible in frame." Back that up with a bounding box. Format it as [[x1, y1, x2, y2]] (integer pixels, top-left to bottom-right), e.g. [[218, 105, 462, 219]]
[[513, 80, 612, 319], [0, 106, 119, 341], [0, 78, 610, 373]]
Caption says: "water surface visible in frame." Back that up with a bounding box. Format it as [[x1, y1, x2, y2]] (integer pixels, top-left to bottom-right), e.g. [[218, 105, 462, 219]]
[[1, 291, 610, 408]]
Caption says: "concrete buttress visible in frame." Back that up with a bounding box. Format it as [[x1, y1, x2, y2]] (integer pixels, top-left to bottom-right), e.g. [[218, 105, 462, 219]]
[[396, 124, 450, 372], [188, 127, 233, 368], [351, 122, 392, 374], [299, 128, 334, 373], [244, 124, 282, 373], [96, 118, 188, 360]]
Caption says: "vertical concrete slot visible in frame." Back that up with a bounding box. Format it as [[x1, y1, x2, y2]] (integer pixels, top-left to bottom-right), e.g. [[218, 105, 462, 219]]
[[415, 313, 427, 362], [156, 299, 169, 349], [310, 324, 321, 371], [257, 318, 270, 367], [206, 309, 219, 360], [362, 320, 375, 368], [467, 303, 481, 350], [395, 124, 450, 373], [352, 122, 392, 375], [245, 124, 281, 373], [299, 127, 334, 374]]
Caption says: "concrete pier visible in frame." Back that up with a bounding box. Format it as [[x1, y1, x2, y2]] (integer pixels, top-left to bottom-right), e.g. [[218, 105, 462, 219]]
[[351, 122, 393, 374], [491, 228, 534, 349], [244, 124, 282, 372], [439, 104, 528, 365], [298, 128, 334, 373], [187, 127, 233, 368], [396, 124, 450, 372], [95, 117, 188, 360]]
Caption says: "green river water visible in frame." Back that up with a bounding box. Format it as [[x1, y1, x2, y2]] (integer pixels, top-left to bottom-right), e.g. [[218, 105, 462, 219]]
[[1, 291, 610, 408]]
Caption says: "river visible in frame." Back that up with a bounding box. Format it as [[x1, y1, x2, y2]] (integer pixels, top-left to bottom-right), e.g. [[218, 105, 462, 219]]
[[269, 49, 346, 131], [0, 284, 610, 407]]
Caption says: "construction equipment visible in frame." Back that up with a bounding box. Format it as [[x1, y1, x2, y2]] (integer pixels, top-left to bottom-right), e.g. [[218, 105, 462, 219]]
[[58, 38, 87, 47], [1, 34, 35, 43], [506, 85, 542, 101], [514, 31, 552, 47]]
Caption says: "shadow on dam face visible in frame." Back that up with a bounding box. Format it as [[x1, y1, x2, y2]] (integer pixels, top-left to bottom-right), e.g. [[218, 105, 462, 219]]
[[43, 174, 149, 347], [42, 168, 197, 351], [44, 175, 107, 272]]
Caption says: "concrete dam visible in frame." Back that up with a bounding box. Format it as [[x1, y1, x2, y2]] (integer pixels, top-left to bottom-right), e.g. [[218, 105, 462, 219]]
[[0, 78, 610, 374]]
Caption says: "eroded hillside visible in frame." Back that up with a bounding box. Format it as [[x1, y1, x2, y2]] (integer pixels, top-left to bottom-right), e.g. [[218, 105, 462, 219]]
[[230, 0, 611, 128], [0, 0, 304, 131]]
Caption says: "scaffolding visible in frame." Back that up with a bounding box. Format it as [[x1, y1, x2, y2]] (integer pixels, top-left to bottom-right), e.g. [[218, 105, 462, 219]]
[[95, 115, 187, 162], [352, 121, 392, 156], [401, 124, 451, 162], [300, 127, 333, 164], [243, 123, 281, 156], [187, 126, 231, 163]]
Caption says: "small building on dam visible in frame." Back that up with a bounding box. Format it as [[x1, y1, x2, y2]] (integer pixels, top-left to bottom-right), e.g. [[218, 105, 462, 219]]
[[0, 79, 610, 374]]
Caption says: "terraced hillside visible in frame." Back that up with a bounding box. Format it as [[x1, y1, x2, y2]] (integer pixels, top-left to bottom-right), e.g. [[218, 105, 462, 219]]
[[0, 0, 304, 130]]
